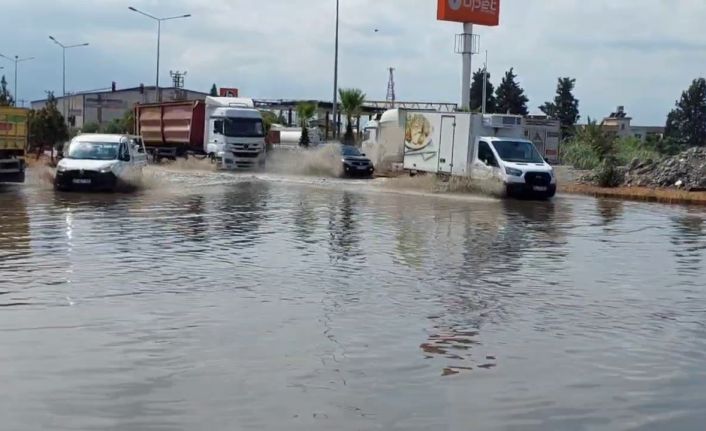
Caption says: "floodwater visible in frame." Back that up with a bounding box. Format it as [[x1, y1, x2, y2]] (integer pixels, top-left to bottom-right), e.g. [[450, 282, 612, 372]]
[[1, 167, 706, 431]]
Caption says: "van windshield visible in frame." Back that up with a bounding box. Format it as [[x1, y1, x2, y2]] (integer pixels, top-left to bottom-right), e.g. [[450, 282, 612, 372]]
[[223, 118, 265, 138], [491, 140, 544, 163], [66, 141, 119, 160]]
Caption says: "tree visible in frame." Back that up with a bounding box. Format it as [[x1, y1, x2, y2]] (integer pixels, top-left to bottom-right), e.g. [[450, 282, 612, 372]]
[[495, 68, 529, 116], [664, 77, 706, 149], [338, 88, 366, 144], [28, 92, 69, 159], [210, 84, 218, 97], [540, 77, 580, 138], [0, 75, 14, 106], [81, 122, 101, 133], [470, 68, 496, 113], [296, 102, 316, 147]]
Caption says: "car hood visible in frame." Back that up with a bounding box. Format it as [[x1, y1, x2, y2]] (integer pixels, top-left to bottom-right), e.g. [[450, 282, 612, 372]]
[[502, 161, 552, 172], [59, 159, 117, 171]]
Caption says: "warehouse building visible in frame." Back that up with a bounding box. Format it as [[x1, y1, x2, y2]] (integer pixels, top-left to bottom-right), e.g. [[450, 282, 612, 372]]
[[31, 85, 208, 129]]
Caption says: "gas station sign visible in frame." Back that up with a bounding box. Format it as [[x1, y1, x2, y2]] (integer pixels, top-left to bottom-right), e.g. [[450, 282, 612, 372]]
[[437, 0, 501, 25]]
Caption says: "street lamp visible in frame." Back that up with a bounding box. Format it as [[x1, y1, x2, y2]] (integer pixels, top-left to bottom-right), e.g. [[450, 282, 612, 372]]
[[49, 36, 88, 121], [332, 0, 340, 140], [128, 6, 191, 103], [0, 53, 35, 107]]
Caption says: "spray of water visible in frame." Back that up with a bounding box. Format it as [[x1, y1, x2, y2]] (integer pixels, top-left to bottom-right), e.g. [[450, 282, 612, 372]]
[[266, 144, 343, 178]]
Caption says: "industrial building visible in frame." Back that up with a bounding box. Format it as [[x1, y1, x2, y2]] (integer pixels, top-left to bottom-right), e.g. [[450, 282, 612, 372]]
[[31, 85, 208, 129]]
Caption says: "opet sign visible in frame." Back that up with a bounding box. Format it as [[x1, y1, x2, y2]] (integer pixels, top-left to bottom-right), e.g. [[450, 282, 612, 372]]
[[437, 0, 501, 26]]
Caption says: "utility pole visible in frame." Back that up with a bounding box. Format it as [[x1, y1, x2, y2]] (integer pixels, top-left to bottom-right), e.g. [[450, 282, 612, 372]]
[[0, 54, 35, 107], [49, 36, 89, 121], [129, 6, 191, 103], [482, 50, 488, 114], [332, 0, 340, 140]]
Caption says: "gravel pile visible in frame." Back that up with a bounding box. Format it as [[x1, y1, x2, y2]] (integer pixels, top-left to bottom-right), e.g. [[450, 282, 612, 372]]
[[623, 147, 706, 191]]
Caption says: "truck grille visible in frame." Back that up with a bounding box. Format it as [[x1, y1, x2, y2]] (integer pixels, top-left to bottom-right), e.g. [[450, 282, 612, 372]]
[[525, 172, 551, 186], [233, 152, 260, 158]]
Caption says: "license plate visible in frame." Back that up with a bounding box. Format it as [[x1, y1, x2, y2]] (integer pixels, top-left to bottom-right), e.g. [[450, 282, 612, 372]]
[[356, 166, 368, 170], [533, 186, 547, 192], [73, 178, 91, 185]]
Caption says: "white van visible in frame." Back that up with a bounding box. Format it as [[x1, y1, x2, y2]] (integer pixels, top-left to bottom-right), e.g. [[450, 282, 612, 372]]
[[55, 134, 148, 191], [371, 110, 557, 198]]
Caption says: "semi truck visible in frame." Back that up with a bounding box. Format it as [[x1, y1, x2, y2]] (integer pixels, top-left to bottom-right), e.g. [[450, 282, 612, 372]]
[[0, 106, 28, 184], [135, 96, 267, 169], [364, 109, 557, 198]]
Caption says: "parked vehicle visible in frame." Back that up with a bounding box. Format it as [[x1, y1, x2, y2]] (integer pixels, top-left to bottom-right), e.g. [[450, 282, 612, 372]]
[[54, 134, 148, 192], [134, 97, 267, 170], [0, 106, 28, 184], [367, 110, 556, 198], [341, 145, 374, 178], [268, 125, 323, 149]]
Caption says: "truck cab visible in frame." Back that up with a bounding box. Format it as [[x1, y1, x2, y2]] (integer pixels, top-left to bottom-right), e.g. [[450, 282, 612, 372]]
[[55, 134, 148, 191], [205, 97, 266, 170], [472, 137, 556, 198]]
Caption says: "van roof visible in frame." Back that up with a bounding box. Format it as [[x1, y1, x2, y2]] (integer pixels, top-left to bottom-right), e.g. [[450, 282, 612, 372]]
[[73, 133, 135, 143]]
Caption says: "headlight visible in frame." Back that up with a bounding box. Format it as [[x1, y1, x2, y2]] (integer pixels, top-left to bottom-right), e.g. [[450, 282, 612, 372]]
[[99, 167, 112, 174], [505, 167, 523, 177], [56, 165, 67, 172]]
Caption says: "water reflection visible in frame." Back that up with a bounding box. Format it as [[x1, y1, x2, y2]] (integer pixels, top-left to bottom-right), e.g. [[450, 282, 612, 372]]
[[596, 198, 624, 227], [217, 182, 271, 249], [670, 213, 705, 276], [0, 188, 30, 259], [327, 192, 363, 264], [292, 191, 318, 252]]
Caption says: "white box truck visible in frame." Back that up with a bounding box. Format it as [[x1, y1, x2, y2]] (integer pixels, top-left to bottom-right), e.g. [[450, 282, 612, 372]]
[[366, 109, 557, 198]]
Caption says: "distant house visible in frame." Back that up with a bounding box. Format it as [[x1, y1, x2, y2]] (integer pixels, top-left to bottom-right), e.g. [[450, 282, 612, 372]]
[[599, 106, 664, 142]]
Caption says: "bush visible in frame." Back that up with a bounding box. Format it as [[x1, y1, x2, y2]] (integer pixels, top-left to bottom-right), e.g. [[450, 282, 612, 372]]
[[560, 138, 600, 170], [615, 137, 661, 165], [594, 158, 623, 187]]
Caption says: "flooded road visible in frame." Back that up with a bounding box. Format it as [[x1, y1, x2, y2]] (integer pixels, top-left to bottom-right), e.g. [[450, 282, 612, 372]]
[[1, 170, 706, 431]]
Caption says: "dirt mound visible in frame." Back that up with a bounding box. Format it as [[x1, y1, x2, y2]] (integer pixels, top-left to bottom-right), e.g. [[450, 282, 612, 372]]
[[623, 147, 706, 191]]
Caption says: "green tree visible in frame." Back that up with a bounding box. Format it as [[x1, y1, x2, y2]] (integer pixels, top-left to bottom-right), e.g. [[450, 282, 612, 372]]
[[296, 102, 316, 147], [664, 77, 706, 149], [121, 109, 135, 134], [0, 75, 14, 106], [28, 92, 69, 159], [338, 88, 366, 144], [260, 111, 279, 133], [210, 84, 218, 97], [470, 68, 496, 113], [495, 68, 529, 116], [81, 122, 101, 133], [540, 77, 580, 138]]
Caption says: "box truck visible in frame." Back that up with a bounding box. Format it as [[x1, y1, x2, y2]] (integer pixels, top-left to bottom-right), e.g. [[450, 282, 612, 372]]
[[0, 106, 28, 184], [135, 96, 266, 170], [365, 109, 557, 198]]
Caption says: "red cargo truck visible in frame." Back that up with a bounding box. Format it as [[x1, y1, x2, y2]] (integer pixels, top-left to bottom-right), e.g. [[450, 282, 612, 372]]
[[134, 101, 206, 160]]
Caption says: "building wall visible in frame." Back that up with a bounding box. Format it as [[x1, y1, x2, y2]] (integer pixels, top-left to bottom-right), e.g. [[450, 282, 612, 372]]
[[32, 88, 208, 129]]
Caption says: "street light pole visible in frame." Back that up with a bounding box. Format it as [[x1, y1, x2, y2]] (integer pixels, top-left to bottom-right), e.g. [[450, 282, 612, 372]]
[[0, 53, 34, 106], [129, 6, 191, 103], [49, 36, 89, 120], [332, 0, 339, 140]]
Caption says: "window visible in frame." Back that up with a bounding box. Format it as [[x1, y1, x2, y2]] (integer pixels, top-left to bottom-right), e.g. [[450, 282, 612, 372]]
[[223, 118, 265, 138], [492, 140, 544, 163], [67, 141, 119, 161], [478, 141, 498, 167]]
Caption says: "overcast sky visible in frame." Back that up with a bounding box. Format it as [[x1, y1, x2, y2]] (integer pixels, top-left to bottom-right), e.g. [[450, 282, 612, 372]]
[[2, 0, 705, 125]]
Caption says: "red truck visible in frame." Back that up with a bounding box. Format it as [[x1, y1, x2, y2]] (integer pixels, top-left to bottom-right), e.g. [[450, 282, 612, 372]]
[[134, 100, 206, 160]]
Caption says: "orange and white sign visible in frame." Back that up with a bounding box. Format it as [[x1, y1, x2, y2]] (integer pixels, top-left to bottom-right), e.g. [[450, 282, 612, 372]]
[[437, 0, 501, 26], [219, 88, 239, 97]]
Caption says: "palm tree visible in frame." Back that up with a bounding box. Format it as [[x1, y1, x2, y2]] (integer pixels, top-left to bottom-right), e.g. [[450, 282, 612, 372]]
[[338, 88, 366, 145], [296, 102, 317, 147]]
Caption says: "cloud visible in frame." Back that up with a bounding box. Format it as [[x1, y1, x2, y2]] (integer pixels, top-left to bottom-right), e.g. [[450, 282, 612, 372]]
[[1, 0, 705, 124]]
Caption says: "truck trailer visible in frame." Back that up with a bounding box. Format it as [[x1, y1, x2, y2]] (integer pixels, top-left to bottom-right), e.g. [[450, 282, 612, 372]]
[[135, 96, 266, 170], [365, 109, 557, 198], [0, 106, 28, 183]]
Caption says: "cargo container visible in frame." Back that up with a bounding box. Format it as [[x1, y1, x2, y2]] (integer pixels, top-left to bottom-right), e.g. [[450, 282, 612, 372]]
[[135, 97, 266, 169], [134, 100, 206, 160], [0, 106, 28, 183]]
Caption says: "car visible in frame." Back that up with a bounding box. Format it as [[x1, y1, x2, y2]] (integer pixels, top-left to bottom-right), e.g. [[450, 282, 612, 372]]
[[54, 134, 148, 192], [341, 145, 375, 178]]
